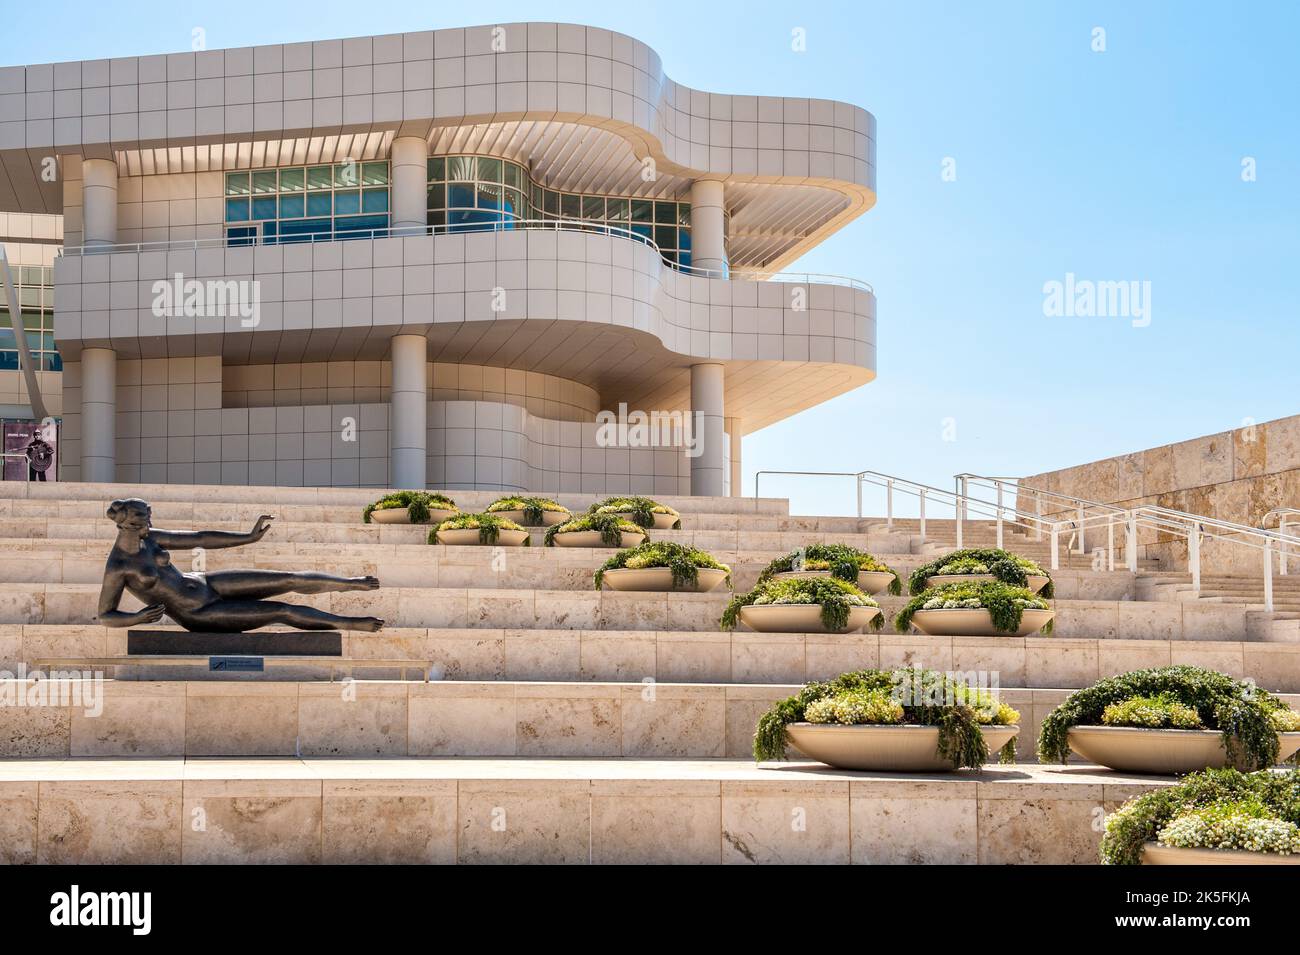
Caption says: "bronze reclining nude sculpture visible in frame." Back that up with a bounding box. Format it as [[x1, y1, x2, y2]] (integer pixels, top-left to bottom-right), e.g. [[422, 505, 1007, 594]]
[[95, 498, 384, 633]]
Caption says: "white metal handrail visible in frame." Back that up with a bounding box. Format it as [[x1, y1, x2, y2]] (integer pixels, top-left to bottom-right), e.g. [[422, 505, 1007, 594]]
[[960, 473, 1300, 611], [56, 218, 873, 293], [1264, 509, 1300, 574]]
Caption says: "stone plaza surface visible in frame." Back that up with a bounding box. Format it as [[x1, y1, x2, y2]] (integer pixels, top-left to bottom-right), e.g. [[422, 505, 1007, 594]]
[[0, 757, 1167, 865]]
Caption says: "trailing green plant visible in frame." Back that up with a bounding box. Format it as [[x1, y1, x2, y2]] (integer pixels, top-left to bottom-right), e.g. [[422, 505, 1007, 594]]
[[1037, 665, 1297, 770], [362, 490, 457, 524], [1101, 767, 1300, 864], [1101, 694, 1203, 729], [588, 496, 682, 529], [721, 576, 881, 633], [593, 541, 731, 590], [429, 512, 529, 545], [485, 495, 570, 526], [894, 580, 1053, 635], [753, 667, 1020, 768], [907, 547, 1053, 598], [755, 544, 901, 595], [544, 513, 647, 547]]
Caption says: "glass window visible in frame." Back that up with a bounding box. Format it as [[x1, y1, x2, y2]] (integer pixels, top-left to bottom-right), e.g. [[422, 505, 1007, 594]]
[[251, 196, 277, 220], [225, 197, 250, 221], [335, 213, 389, 238], [630, 199, 652, 222], [582, 196, 604, 220], [334, 162, 360, 188], [361, 161, 389, 186], [446, 156, 477, 181], [279, 193, 305, 218], [427, 157, 445, 181], [560, 194, 581, 219], [655, 225, 677, 250], [334, 190, 361, 216], [278, 218, 331, 241], [226, 225, 257, 247], [362, 188, 389, 213], [251, 170, 278, 194], [504, 163, 525, 191], [478, 157, 502, 183], [677, 203, 691, 226], [504, 189, 524, 218], [306, 192, 332, 217], [428, 209, 446, 228], [307, 165, 333, 190], [225, 172, 250, 196], [427, 184, 444, 209], [447, 183, 475, 209], [630, 222, 652, 243], [279, 167, 304, 192], [606, 197, 629, 221], [543, 190, 559, 216], [654, 201, 677, 224]]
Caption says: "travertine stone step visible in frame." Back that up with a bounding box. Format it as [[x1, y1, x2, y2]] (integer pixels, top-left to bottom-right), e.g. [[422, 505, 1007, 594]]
[[0, 757, 1166, 865], [0, 583, 1258, 641], [4, 676, 1295, 764], [0, 537, 1141, 598], [13, 625, 1300, 690]]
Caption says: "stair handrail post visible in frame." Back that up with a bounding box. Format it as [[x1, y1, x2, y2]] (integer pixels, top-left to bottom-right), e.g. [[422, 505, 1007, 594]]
[[996, 482, 1004, 549], [1077, 504, 1086, 555], [954, 476, 963, 549], [1264, 538, 1274, 612], [1107, 516, 1115, 572], [855, 473, 863, 519], [1126, 511, 1138, 573], [1189, 522, 1201, 593], [886, 478, 893, 529], [1050, 523, 1060, 571], [1035, 490, 1043, 542], [919, 488, 927, 541]]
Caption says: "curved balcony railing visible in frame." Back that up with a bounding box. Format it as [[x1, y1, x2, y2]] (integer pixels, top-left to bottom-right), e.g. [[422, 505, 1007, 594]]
[[57, 218, 873, 293]]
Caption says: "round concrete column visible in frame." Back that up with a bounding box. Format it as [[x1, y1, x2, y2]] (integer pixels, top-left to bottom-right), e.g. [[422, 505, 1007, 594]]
[[725, 416, 742, 497], [689, 179, 727, 275], [690, 362, 726, 497], [82, 159, 118, 249], [390, 137, 429, 236], [390, 334, 428, 488], [81, 347, 117, 482]]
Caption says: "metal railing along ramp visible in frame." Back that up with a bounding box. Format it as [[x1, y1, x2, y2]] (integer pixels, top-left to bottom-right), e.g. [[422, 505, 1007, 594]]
[[755, 468, 1300, 612]]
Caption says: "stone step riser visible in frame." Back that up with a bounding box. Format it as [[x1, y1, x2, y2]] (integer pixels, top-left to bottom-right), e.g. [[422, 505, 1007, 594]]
[[18, 630, 1300, 691], [0, 760, 1160, 865], [4, 679, 1296, 765], [0, 587, 1255, 641]]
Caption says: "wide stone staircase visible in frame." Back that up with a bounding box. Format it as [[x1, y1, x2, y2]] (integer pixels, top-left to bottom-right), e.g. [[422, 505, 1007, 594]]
[[1, 481, 1298, 864]]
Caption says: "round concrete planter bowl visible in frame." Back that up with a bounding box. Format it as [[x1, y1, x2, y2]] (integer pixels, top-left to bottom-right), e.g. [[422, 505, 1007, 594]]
[[369, 506, 457, 525], [785, 722, 1020, 772], [772, 569, 897, 596], [600, 567, 729, 593], [488, 508, 570, 527], [602, 511, 678, 530], [1142, 842, 1300, 865], [908, 608, 1054, 637], [738, 604, 880, 634], [926, 573, 1050, 595], [1067, 725, 1300, 775], [435, 528, 530, 547], [551, 529, 646, 548]]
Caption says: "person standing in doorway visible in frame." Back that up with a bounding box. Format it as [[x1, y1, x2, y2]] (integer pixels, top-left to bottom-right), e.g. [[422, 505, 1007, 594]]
[[24, 430, 52, 481]]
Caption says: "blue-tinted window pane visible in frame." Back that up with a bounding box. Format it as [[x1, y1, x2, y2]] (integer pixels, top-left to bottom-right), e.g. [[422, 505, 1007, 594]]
[[677, 229, 691, 252], [225, 197, 250, 221], [0, 351, 18, 370], [279, 194, 304, 218], [43, 353, 62, 371], [630, 222, 653, 243], [251, 196, 277, 220], [334, 214, 389, 238], [278, 218, 331, 240], [226, 226, 257, 247], [306, 192, 332, 216], [334, 190, 361, 215], [361, 188, 389, 213], [677, 250, 691, 269], [447, 183, 474, 209]]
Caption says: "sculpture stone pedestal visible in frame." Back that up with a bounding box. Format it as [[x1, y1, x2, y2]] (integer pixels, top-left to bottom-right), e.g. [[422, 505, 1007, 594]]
[[127, 630, 343, 656]]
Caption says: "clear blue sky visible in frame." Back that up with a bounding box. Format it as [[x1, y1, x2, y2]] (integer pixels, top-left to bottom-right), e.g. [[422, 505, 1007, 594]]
[[4, 1, 1296, 514]]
